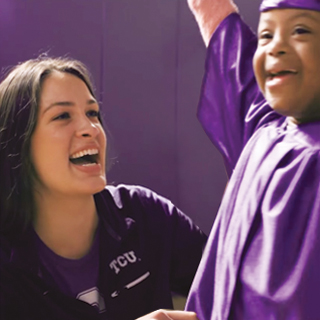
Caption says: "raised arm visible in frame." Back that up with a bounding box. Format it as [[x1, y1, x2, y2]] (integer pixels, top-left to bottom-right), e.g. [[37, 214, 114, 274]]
[[187, 0, 238, 46], [188, 1, 271, 175]]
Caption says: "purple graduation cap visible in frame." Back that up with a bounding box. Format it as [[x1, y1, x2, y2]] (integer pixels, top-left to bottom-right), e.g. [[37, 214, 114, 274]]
[[260, 0, 320, 11]]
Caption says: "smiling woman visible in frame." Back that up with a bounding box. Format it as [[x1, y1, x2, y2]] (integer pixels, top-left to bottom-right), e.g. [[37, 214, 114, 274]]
[[31, 71, 107, 199], [0, 57, 206, 320]]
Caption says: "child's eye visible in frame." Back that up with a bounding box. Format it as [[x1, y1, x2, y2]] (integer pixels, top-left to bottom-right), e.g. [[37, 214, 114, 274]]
[[293, 27, 310, 35], [259, 31, 273, 39], [53, 112, 70, 120], [86, 110, 100, 118], [258, 31, 273, 45]]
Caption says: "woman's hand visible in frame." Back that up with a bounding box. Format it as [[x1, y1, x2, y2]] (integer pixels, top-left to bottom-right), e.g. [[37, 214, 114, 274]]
[[136, 309, 199, 320], [187, 0, 238, 46]]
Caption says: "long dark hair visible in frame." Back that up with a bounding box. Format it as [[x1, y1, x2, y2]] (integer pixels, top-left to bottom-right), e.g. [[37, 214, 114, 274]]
[[0, 56, 99, 238]]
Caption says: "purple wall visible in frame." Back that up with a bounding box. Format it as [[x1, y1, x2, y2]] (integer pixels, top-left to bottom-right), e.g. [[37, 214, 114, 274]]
[[0, 0, 259, 234]]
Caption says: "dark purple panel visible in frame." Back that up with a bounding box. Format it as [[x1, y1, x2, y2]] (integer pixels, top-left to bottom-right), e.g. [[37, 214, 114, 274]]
[[175, 2, 227, 233], [0, 0, 103, 96], [104, 0, 180, 203]]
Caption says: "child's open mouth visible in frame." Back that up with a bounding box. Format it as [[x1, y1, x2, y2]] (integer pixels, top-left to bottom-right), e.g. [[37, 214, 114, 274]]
[[267, 69, 297, 80], [266, 69, 298, 87]]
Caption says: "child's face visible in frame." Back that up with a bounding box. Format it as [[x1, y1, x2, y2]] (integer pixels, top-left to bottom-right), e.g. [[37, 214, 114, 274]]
[[253, 8, 320, 123]]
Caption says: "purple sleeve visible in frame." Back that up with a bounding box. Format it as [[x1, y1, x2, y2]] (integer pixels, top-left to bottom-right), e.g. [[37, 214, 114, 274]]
[[142, 189, 208, 296], [198, 13, 273, 176], [168, 203, 207, 295], [109, 185, 207, 296]]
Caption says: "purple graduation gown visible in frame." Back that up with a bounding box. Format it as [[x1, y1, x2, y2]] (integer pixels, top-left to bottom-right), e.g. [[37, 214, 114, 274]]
[[185, 13, 320, 320]]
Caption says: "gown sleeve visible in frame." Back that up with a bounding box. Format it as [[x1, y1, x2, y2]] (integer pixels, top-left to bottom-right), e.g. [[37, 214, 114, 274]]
[[197, 13, 277, 176]]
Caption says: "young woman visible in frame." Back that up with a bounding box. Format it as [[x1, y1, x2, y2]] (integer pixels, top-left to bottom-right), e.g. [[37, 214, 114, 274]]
[[0, 57, 206, 320]]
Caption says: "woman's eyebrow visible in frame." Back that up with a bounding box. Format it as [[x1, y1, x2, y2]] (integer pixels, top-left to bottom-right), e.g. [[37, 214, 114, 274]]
[[43, 98, 98, 114]]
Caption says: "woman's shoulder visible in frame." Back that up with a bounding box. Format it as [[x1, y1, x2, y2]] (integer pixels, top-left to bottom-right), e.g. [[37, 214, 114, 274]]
[[94, 184, 181, 228], [97, 184, 174, 209]]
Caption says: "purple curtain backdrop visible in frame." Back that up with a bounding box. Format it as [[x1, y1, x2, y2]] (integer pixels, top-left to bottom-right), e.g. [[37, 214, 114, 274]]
[[0, 0, 259, 234]]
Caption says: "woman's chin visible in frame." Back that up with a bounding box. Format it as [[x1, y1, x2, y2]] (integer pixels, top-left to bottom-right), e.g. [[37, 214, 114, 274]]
[[81, 176, 107, 195]]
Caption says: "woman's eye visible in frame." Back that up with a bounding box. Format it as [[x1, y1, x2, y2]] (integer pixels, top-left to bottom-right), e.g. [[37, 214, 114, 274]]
[[87, 110, 100, 118], [53, 112, 70, 120]]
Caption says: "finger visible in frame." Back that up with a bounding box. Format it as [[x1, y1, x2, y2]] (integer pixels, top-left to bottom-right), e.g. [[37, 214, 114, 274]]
[[163, 310, 199, 320], [136, 309, 199, 320]]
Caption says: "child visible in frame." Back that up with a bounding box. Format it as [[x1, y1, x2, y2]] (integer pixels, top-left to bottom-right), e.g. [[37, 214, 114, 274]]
[[186, 0, 320, 319], [0, 57, 206, 320]]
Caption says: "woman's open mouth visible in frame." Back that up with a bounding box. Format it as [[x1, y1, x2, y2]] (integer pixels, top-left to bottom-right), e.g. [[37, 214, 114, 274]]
[[69, 149, 99, 166]]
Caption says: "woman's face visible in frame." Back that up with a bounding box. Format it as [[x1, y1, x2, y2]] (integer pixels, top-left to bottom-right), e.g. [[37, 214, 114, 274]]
[[253, 8, 320, 123], [30, 71, 107, 198]]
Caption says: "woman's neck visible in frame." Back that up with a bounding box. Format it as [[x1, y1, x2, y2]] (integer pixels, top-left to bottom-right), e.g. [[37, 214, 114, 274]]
[[33, 192, 99, 259]]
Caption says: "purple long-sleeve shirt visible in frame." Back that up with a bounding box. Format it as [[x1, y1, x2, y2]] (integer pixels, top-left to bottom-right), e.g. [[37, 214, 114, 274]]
[[1, 184, 206, 320], [186, 13, 320, 320]]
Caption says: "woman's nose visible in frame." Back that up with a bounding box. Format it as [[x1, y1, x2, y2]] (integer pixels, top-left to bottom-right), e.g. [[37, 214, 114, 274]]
[[76, 117, 100, 138]]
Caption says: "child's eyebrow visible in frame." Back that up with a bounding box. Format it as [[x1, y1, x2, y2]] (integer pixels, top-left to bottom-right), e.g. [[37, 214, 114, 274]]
[[289, 12, 320, 23]]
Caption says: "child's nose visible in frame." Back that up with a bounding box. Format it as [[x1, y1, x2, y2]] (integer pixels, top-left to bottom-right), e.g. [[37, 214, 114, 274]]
[[267, 34, 288, 57]]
